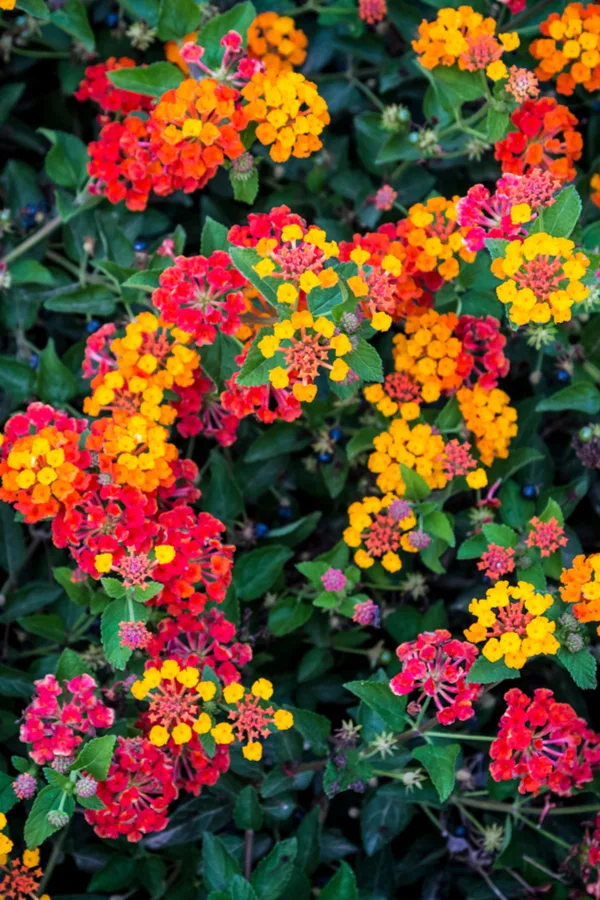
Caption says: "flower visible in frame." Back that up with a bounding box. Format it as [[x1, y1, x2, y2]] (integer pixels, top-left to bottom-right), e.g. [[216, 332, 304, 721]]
[[247, 12, 308, 74], [412, 6, 518, 75], [400, 197, 475, 284], [373, 185, 397, 210], [241, 70, 329, 162], [490, 688, 600, 795], [456, 169, 559, 253], [359, 0, 387, 25], [84, 737, 177, 841], [455, 315, 509, 389], [12, 773, 37, 800], [131, 659, 211, 746], [466, 468, 488, 490], [224, 684, 294, 757], [343, 494, 417, 571], [389, 629, 482, 725], [443, 440, 477, 478], [368, 419, 449, 494], [491, 232, 590, 326], [506, 66, 540, 103], [364, 373, 422, 418], [75, 57, 155, 116], [494, 97, 583, 183], [321, 568, 347, 591], [20, 673, 115, 765], [526, 516, 567, 556], [531, 4, 600, 96], [457, 385, 518, 466], [0, 851, 50, 900], [352, 599, 380, 626], [152, 252, 246, 346], [464, 580, 559, 669], [119, 620, 151, 650], [477, 543, 516, 581], [560, 553, 600, 632], [0, 403, 90, 524]]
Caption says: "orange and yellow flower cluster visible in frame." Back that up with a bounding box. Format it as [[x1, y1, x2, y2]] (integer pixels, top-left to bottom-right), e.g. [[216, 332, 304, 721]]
[[531, 3, 600, 96], [560, 553, 600, 633], [247, 11, 308, 74]]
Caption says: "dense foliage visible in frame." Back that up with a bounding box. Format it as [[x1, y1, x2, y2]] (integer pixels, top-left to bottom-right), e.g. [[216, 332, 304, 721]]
[[2, 0, 600, 898]]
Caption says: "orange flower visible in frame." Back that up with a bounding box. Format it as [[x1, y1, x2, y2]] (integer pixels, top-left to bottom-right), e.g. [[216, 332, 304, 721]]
[[241, 70, 329, 162], [531, 3, 600, 96], [247, 12, 308, 74], [165, 31, 198, 75], [401, 196, 476, 284], [560, 554, 600, 633]]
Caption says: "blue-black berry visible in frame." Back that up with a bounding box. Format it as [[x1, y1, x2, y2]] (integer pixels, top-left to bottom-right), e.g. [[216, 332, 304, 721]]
[[255, 523, 269, 538], [521, 483, 537, 499]]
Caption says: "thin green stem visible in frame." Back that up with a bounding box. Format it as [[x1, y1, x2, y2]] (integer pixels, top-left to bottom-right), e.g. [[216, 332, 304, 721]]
[[455, 801, 487, 835], [11, 47, 71, 58], [513, 812, 572, 851], [426, 731, 494, 742], [2, 215, 63, 265], [38, 826, 69, 894], [349, 77, 385, 112], [419, 803, 443, 831]]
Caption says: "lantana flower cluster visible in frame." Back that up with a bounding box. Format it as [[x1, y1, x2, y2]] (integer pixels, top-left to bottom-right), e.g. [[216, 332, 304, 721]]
[[531, 4, 600, 96]]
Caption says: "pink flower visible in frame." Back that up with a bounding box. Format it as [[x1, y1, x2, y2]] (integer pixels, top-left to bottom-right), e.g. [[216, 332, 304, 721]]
[[526, 516, 567, 557], [180, 42, 204, 64], [373, 185, 397, 211], [321, 568, 347, 592], [478, 544, 516, 581]]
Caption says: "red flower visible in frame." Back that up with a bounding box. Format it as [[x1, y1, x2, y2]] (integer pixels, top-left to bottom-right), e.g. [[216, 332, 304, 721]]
[[389, 630, 482, 725], [490, 688, 600, 795], [455, 315, 509, 390], [478, 543, 516, 581], [75, 58, 155, 117], [152, 252, 246, 346], [525, 516, 567, 557], [20, 673, 114, 765], [173, 371, 241, 445], [84, 737, 177, 841], [221, 347, 302, 425]]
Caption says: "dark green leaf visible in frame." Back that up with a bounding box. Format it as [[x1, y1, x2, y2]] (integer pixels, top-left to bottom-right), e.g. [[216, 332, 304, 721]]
[[344, 680, 407, 731], [24, 785, 74, 848], [108, 63, 184, 98], [36, 339, 78, 405], [361, 784, 413, 856], [319, 862, 359, 900], [43, 284, 116, 316], [412, 743, 460, 802], [399, 463, 430, 501], [530, 186, 581, 238], [157, 0, 202, 40], [251, 837, 297, 900], [466, 656, 521, 684], [51, 0, 94, 50], [557, 647, 597, 689], [72, 735, 116, 780], [234, 545, 293, 601], [536, 382, 600, 415], [234, 786, 263, 832], [202, 833, 242, 892], [345, 339, 383, 383]]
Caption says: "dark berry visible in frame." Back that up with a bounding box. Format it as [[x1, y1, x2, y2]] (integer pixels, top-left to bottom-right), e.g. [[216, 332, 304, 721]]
[[318, 452, 333, 464], [521, 483, 538, 499], [329, 427, 343, 441], [105, 12, 118, 25], [86, 320, 100, 334], [29, 354, 39, 370], [455, 826, 466, 836], [278, 505, 293, 520], [556, 369, 570, 384], [255, 523, 269, 538], [133, 239, 148, 252]]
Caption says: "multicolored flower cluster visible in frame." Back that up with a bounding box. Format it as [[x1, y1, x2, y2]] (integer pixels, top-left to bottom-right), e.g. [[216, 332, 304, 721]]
[[464, 581, 559, 669], [490, 688, 600, 795], [389, 630, 483, 725], [343, 495, 417, 572], [491, 233, 590, 325], [0, 847, 49, 900], [531, 4, 600, 96], [560, 553, 600, 632]]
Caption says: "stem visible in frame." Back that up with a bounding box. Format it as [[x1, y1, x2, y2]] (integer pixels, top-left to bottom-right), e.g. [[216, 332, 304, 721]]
[[244, 830, 254, 880], [2, 215, 63, 265], [11, 47, 71, 58], [426, 731, 494, 742], [458, 797, 600, 817], [38, 824, 69, 893], [349, 77, 385, 111], [513, 812, 572, 851]]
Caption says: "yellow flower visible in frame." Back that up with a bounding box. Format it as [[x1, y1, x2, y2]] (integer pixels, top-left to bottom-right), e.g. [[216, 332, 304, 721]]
[[354, 549, 374, 569], [314, 316, 335, 339], [149, 725, 170, 747], [254, 258, 275, 278], [155, 544, 176, 564], [0, 835, 12, 856], [274, 709, 294, 730], [466, 468, 488, 489], [196, 680, 217, 701], [22, 849, 40, 869], [94, 553, 113, 574], [211, 722, 235, 744], [498, 32, 519, 51], [329, 359, 349, 382], [171, 722, 193, 745], [277, 283, 298, 305], [269, 366, 290, 389], [487, 60, 508, 81], [299, 271, 321, 293], [371, 312, 392, 332], [350, 247, 370, 266], [293, 383, 317, 402], [193, 713, 213, 734], [160, 659, 180, 680], [510, 203, 532, 224], [243, 742, 263, 761], [251, 678, 274, 700], [223, 683, 245, 704], [258, 335, 280, 358]]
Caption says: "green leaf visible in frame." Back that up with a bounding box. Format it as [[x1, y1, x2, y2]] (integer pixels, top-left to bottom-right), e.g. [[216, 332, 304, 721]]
[[202, 450, 244, 524], [486, 107, 509, 143], [133, 581, 163, 602], [234, 786, 263, 832], [24, 785, 74, 849], [229, 248, 280, 310], [268, 599, 313, 636], [122, 269, 163, 292], [345, 339, 383, 383], [557, 647, 597, 690], [245, 422, 309, 462], [231, 169, 259, 205], [0, 506, 25, 575], [538, 497, 564, 526], [56, 648, 87, 682], [485, 238, 510, 260], [412, 743, 460, 802], [482, 523, 519, 548], [101, 596, 150, 670], [0, 356, 36, 405], [319, 862, 359, 900], [250, 837, 297, 900], [286, 707, 330, 755], [432, 66, 484, 103], [202, 833, 242, 893], [72, 735, 116, 780], [466, 656, 521, 685], [18, 615, 66, 643], [40, 129, 88, 190], [361, 783, 413, 856], [399, 463, 430, 501], [51, 0, 95, 50], [157, 0, 203, 40], [489, 447, 544, 482], [16, 0, 50, 20], [234, 545, 293, 601], [231, 876, 259, 900], [536, 382, 600, 415], [346, 426, 379, 460], [530, 186, 581, 239], [44, 284, 116, 316], [197, 1, 257, 70], [422, 511, 455, 547], [101, 578, 126, 600], [108, 62, 184, 98], [201, 217, 229, 256], [0, 83, 25, 125], [0, 771, 20, 814], [266, 512, 321, 548], [296, 806, 322, 875], [344, 680, 407, 731], [9, 260, 54, 286], [36, 339, 78, 405]]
